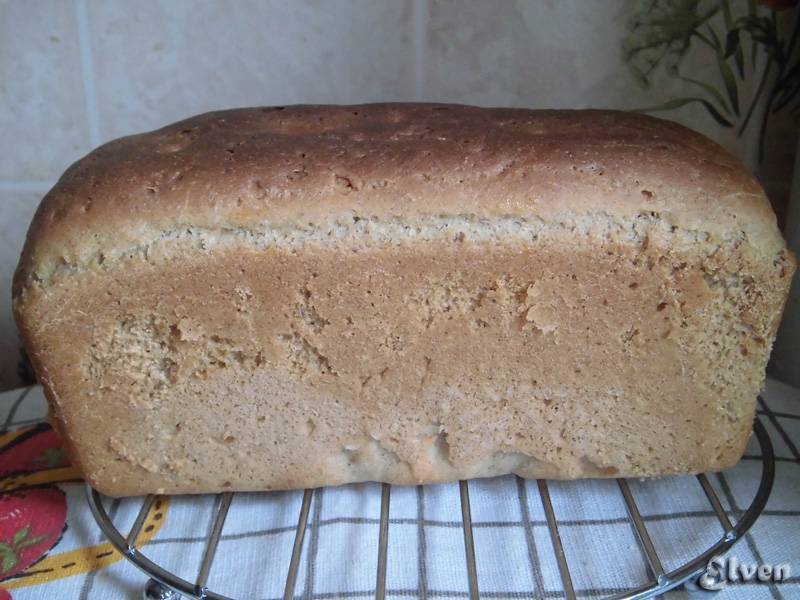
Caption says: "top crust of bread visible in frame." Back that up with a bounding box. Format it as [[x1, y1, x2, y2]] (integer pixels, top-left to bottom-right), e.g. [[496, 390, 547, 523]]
[[13, 103, 786, 296]]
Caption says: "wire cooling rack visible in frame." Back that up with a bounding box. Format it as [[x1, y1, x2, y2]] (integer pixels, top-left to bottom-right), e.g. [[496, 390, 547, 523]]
[[86, 419, 775, 600]]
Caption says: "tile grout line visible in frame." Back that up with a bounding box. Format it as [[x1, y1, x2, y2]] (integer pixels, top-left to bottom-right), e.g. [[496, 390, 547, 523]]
[[75, 0, 102, 147], [411, 0, 428, 101], [0, 182, 55, 193]]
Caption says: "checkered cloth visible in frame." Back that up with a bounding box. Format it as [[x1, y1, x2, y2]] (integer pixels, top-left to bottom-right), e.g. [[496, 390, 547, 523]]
[[1, 378, 799, 600]]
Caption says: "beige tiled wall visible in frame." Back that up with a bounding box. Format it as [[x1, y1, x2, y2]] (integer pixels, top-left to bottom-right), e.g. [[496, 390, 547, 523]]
[[0, 0, 793, 390]]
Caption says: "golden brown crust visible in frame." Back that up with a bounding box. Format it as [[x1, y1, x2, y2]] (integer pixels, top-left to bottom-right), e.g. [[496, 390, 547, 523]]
[[11, 104, 795, 496], [13, 104, 785, 294]]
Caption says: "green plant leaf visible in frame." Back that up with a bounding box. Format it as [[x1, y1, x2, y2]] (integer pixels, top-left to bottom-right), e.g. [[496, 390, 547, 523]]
[[747, 0, 758, 65], [717, 55, 741, 116], [721, 4, 743, 75], [772, 62, 800, 113], [17, 533, 47, 549], [0, 549, 18, 575], [34, 447, 66, 469], [773, 82, 800, 114], [679, 75, 731, 114], [722, 0, 733, 27], [734, 42, 745, 78], [724, 29, 745, 77], [724, 29, 739, 58], [12, 525, 31, 546], [777, 62, 800, 91], [701, 23, 741, 117], [740, 15, 783, 64], [706, 24, 722, 50], [632, 97, 734, 127]]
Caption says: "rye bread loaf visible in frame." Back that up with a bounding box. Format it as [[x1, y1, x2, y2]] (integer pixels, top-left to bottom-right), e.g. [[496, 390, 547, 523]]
[[12, 104, 795, 496]]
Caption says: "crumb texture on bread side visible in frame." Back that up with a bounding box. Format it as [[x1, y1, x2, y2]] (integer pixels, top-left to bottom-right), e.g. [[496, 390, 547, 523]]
[[15, 227, 793, 495]]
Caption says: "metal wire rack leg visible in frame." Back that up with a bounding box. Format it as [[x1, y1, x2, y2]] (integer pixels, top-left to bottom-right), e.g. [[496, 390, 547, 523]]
[[459, 480, 480, 600], [86, 418, 775, 600], [537, 479, 576, 600], [284, 488, 313, 600], [375, 483, 391, 600]]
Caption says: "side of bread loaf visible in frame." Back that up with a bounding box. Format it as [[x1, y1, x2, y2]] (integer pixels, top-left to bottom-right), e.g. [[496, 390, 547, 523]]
[[13, 104, 795, 496]]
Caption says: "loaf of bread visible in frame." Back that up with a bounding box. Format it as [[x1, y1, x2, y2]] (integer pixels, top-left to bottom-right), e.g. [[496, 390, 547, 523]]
[[13, 104, 795, 496]]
